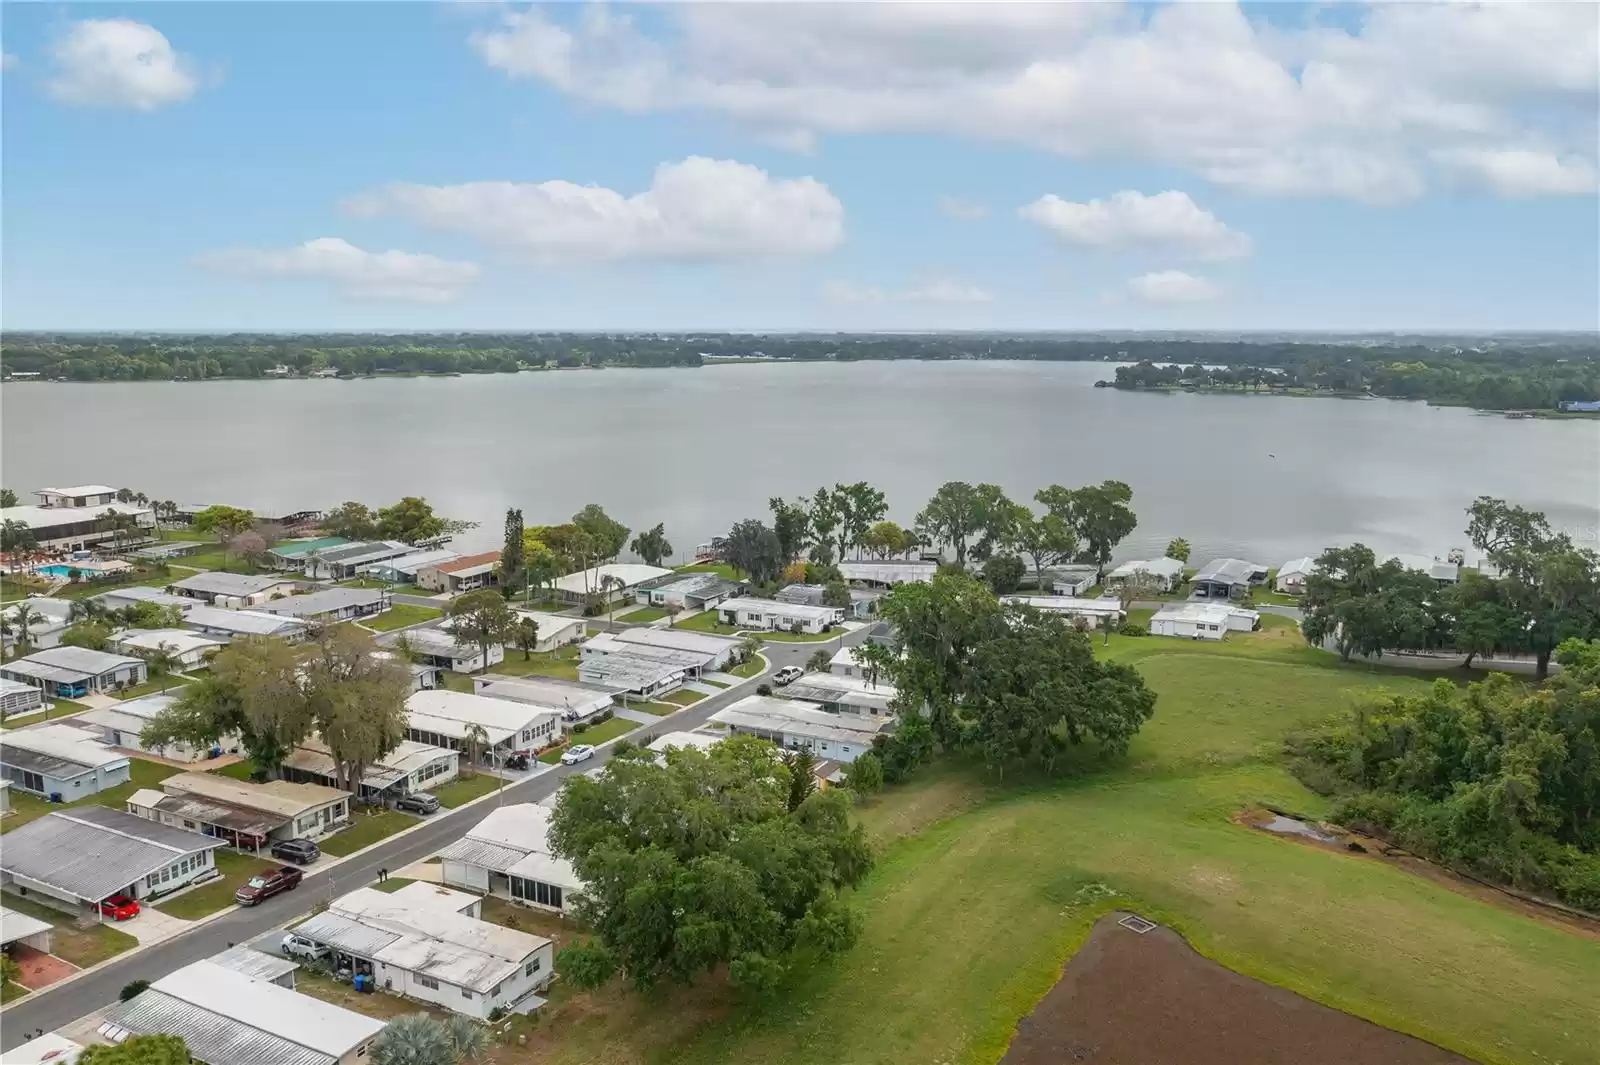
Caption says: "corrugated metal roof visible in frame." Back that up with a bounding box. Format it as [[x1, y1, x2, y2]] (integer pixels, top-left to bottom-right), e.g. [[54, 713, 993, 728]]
[[0, 807, 222, 902], [104, 987, 349, 1065], [292, 909, 404, 958], [171, 572, 296, 597], [132, 791, 286, 837], [208, 944, 300, 984], [257, 587, 387, 618], [435, 836, 528, 873]]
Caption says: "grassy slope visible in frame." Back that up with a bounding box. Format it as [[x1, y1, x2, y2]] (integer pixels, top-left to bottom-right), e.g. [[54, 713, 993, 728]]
[[524, 627, 1598, 1065]]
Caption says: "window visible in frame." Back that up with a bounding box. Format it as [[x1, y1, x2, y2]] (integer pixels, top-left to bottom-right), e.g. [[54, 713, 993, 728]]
[[22, 771, 44, 792], [526, 957, 542, 975], [492, 982, 504, 998], [415, 975, 439, 990], [183, 820, 196, 830], [461, 988, 474, 1000]]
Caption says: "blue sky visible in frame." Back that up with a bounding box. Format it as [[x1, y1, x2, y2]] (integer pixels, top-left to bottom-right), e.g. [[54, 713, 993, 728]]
[[3, 2, 1597, 331]]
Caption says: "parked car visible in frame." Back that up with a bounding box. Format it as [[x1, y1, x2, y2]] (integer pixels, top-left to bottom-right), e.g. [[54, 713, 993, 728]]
[[395, 792, 440, 815], [235, 865, 303, 906], [560, 743, 596, 765], [270, 838, 321, 865], [281, 933, 330, 961], [98, 894, 140, 921], [504, 752, 531, 771], [774, 665, 804, 685]]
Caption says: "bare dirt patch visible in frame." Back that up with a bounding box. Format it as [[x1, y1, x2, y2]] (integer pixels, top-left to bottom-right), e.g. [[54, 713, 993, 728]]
[[999, 912, 1474, 1065]]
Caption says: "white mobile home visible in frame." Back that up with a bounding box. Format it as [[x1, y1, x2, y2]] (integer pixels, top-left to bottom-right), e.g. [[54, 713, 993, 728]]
[[717, 597, 837, 634], [1, 598, 72, 651], [1007, 596, 1125, 626], [181, 604, 311, 641], [612, 626, 742, 671], [405, 689, 563, 761], [112, 628, 227, 668], [553, 563, 674, 605], [168, 571, 300, 607], [0, 724, 132, 799], [437, 803, 583, 915], [1149, 602, 1261, 640], [709, 695, 892, 764], [782, 673, 898, 717], [577, 651, 685, 698], [258, 586, 390, 623], [1104, 557, 1187, 594], [283, 736, 459, 803], [0, 646, 147, 699], [472, 675, 614, 723], [129, 772, 352, 849], [1274, 557, 1317, 596], [837, 559, 938, 588], [400, 627, 504, 673], [510, 611, 587, 652], [1191, 558, 1269, 600], [78, 692, 235, 763], [0, 677, 46, 720], [0, 807, 224, 911], [635, 573, 742, 611]]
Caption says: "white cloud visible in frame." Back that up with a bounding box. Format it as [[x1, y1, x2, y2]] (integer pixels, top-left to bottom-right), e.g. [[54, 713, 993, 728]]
[[197, 238, 480, 303], [46, 19, 199, 110], [937, 196, 990, 220], [471, 2, 1599, 202], [824, 279, 994, 305], [346, 157, 844, 264], [1126, 270, 1221, 304], [1435, 148, 1598, 198], [1020, 190, 1251, 261]]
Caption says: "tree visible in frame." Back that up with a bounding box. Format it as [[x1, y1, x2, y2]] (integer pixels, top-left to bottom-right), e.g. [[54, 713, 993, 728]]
[[78, 1035, 191, 1065], [138, 641, 184, 692], [323, 501, 377, 540], [723, 519, 784, 584], [600, 574, 627, 630], [448, 589, 518, 671], [1011, 508, 1077, 590], [915, 482, 1013, 566], [783, 748, 819, 810], [462, 723, 490, 776], [377, 497, 475, 545], [1115, 572, 1161, 616], [1299, 545, 1446, 662], [573, 504, 629, 565], [861, 520, 910, 559], [550, 737, 872, 992], [833, 482, 888, 560], [371, 1013, 455, 1065], [120, 979, 151, 1001], [981, 554, 1025, 595], [1165, 537, 1192, 563], [444, 1016, 491, 1062], [0, 488, 17, 508], [821, 580, 852, 609], [304, 626, 411, 795], [806, 649, 833, 672], [805, 488, 844, 565], [769, 498, 811, 562], [630, 523, 673, 567], [191, 505, 256, 547], [227, 530, 269, 566], [843, 751, 884, 794], [1, 952, 22, 988], [1, 518, 36, 553], [515, 616, 540, 659], [60, 620, 114, 651], [500, 508, 525, 596], [4, 603, 43, 653], [1037, 481, 1137, 581]]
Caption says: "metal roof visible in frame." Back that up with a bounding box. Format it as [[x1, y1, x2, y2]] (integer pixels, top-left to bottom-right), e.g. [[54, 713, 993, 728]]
[[1007, 595, 1125, 618], [284, 736, 455, 792], [507, 848, 581, 889], [269, 537, 352, 560], [1108, 557, 1187, 580], [553, 563, 673, 595], [208, 944, 300, 984], [0, 501, 150, 531], [405, 689, 554, 743], [0, 905, 55, 947], [1193, 558, 1267, 585], [435, 835, 529, 873], [583, 632, 712, 669], [472, 675, 618, 715], [1151, 602, 1260, 625], [711, 696, 893, 747], [0, 723, 129, 775], [171, 572, 297, 597], [39, 484, 118, 496], [719, 596, 838, 622], [783, 674, 898, 712], [128, 790, 287, 838], [309, 540, 413, 565], [837, 559, 938, 584], [257, 586, 387, 618], [1276, 557, 1317, 579], [6, 645, 144, 677], [114, 629, 227, 657], [360, 547, 459, 576], [647, 730, 723, 754], [91, 586, 197, 610], [162, 772, 350, 818], [0, 807, 223, 902], [399, 627, 484, 659], [642, 573, 739, 599], [182, 605, 308, 637], [612, 627, 740, 657], [577, 653, 685, 689]]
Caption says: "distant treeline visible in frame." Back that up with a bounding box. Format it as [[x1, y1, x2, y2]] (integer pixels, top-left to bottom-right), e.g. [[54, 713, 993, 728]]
[[2, 333, 1597, 404]]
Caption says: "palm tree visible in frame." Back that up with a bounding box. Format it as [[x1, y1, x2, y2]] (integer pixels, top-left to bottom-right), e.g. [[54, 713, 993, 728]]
[[444, 1016, 491, 1061], [7, 604, 42, 654], [371, 1013, 455, 1065], [141, 642, 181, 692], [68, 598, 108, 624], [600, 574, 626, 631], [462, 723, 490, 777]]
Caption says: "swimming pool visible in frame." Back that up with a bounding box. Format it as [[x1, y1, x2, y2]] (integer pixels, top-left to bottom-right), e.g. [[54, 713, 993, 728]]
[[34, 565, 77, 578]]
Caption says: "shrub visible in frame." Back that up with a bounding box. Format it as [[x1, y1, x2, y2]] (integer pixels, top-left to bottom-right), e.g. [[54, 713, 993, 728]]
[[1118, 621, 1148, 636], [596, 709, 613, 723], [119, 979, 150, 1002], [756, 683, 773, 696], [572, 722, 590, 735]]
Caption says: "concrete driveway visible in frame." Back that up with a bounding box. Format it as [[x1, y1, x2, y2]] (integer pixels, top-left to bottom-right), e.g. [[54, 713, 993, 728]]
[[118, 908, 191, 946]]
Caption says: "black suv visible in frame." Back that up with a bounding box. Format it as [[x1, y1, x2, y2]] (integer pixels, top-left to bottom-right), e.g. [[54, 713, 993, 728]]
[[271, 838, 322, 864], [395, 792, 440, 815]]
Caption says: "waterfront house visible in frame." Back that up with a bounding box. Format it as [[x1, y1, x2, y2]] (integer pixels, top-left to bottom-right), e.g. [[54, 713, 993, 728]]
[[1104, 557, 1187, 594], [1149, 602, 1260, 640], [416, 551, 502, 594], [0, 806, 224, 912], [610, 626, 742, 671], [552, 563, 674, 605], [1, 723, 131, 799], [1191, 558, 1269, 599], [1274, 557, 1317, 596], [837, 559, 939, 588], [437, 803, 584, 915], [717, 596, 837, 634], [633, 572, 742, 611], [0, 646, 147, 698], [774, 583, 880, 619], [168, 571, 299, 607], [361, 547, 460, 584], [293, 884, 555, 1020], [265, 536, 352, 570], [302, 541, 417, 581], [1050, 565, 1101, 596]]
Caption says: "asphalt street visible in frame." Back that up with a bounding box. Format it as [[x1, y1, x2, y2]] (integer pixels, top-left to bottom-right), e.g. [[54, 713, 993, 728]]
[[0, 630, 863, 1047]]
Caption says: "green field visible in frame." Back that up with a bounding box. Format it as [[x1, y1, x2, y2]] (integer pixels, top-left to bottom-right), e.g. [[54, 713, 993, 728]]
[[362, 603, 443, 631], [317, 810, 420, 856], [759, 629, 845, 643], [677, 611, 744, 635], [114, 675, 193, 700], [491, 645, 583, 681], [432, 773, 504, 808], [727, 656, 766, 678], [155, 850, 276, 919], [517, 625, 1597, 1065], [616, 605, 669, 623], [676, 562, 740, 580]]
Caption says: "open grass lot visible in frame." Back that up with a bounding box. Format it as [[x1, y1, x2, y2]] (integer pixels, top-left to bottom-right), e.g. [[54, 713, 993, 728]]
[[616, 605, 669, 623], [0, 891, 138, 969], [114, 675, 193, 700], [492, 645, 582, 681], [318, 809, 420, 856], [432, 773, 503, 808], [362, 603, 443, 631], [155, 850, 276, 919], [677, 611, 744, 635], [676, 562, 740, 580], [510, 626, 1597, 1065], [0, 757, 183, 834]]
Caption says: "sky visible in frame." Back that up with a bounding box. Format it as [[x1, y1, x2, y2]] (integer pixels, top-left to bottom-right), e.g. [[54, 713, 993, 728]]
[[2, 1, 1597, 332]]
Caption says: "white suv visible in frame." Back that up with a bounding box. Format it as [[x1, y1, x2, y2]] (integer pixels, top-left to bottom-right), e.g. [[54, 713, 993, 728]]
[[281, 933, 330, 960], [774, 666, 804, 685]]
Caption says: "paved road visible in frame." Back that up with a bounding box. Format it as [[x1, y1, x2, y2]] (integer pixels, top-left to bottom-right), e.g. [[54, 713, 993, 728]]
[[0, 631, 862, 1047]]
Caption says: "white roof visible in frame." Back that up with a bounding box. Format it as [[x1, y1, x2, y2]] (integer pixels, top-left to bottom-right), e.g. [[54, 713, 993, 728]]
[[1151, 602, 1261, 624], [0, 677, 40, 697], [7, 598, 74, 623], [720, 596, 837, 622], [92, 586, 197, 610], [472, 675, 617, 716], [711, 695, 893, 746], [511, 610, 585, 638], [7, 645, 144, 677], [553, 563, 673, 596], [359, 547, 459, 576], [283, 737, 455, 791], [182, 604, 308, 637], [507, 848, 582, 890], [1386, 554, 1462, 582], [398, 627, 487, 659], [163, 772, 349, 817], [0, 723, 129, 771], [613, 626, 740, 657], [579, 652, 685, 688], [783, 672, 898, 711], [0, 904, 55, 946], [171, 572, 297, 597], [463, 802, 552, 850], [0, 502, 149, 531], [40, 484, 117, 497], [1007, 595, 1124, 617], [319, 887, 551, 993], [1108, 557, 1186, 580], [583, 631, 712, 669], [151, 959, 385, 1057], [829, 646, 865, 670], [1276, 557, 1317, 579], [836, 559, 938, 584], [114, 629, 228, 657], [0, 1032, 84, 1065], [405, 689, 554, 744], [648, 730, 723, 754]]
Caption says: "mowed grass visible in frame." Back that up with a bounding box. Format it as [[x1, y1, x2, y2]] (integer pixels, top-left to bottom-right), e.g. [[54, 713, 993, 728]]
[[363, 603, 443, 631], [519, 630, 1597, 1065], [0, 891, 138, 969], [616, 606, 669, 623], [318, 810, 420, 856], [432, 773, 503, 808], [155, 850, 277, 919]]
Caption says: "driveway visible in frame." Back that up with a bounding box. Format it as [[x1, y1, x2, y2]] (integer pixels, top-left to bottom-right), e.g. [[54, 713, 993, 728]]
[[117, 909, 190, 947], [0, 628, 868, 1047]]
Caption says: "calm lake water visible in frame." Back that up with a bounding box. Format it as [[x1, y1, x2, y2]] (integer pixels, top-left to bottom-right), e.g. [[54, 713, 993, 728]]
[[3, 362, 1596, 566]]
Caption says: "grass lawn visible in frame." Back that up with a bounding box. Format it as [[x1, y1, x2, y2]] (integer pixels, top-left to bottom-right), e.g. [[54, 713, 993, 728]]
[[616, 605, 669, 623], [0, 891, 138, 969], [492, 645, 582, 681], [210, 760, 256, 781], [1, 980, 30, 1004], [728, 656, 765, 678], [0, 575, 52, 603], [369, 876, 417, 894], [114, 675, 193, 700], [318, 810, 420, 857], [50, 570, 174, 600], [1, 757, 183, 834], [431, 773, 504, 808], [155, 851, 276, 920], [760, 629, 844, 643], [660, 690, 704, 706], [621, 701, 678, 716], [363, 603, 443, 631], [678, 611, 745, 635], [295, 969, 453, 1022], [700, 679, 729, 689], [541, 717, 642, 761], [677, 562, 740, 580], [515, 626, 1595, 1065], [438, 672, 475, 693]]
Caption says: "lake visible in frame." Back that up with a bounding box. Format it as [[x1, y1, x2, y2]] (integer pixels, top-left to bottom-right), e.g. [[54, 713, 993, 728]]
[[3, 361, 1595, 566]]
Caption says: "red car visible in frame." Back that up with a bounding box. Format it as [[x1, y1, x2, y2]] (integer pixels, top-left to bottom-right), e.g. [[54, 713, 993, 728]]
[[99, 894, 140, 921], [235, 865, 303, 906]]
